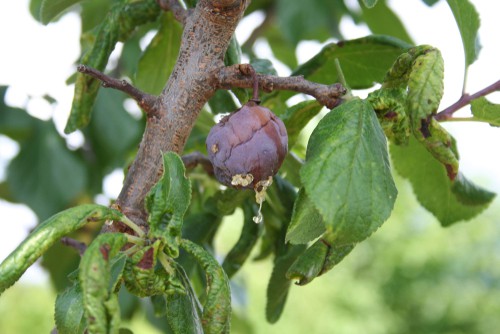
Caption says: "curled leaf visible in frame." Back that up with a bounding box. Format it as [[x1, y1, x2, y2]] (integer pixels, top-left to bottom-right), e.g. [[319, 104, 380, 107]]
[[286, 233, 354, 286], [80, 233, 128, 334], [146, 152, 191, 257], [0, 204, 123, 295], [180, 239, 231, 334]]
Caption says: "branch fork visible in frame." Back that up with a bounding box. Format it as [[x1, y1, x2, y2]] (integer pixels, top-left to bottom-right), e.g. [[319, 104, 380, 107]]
[[77, 65, 158, 117]]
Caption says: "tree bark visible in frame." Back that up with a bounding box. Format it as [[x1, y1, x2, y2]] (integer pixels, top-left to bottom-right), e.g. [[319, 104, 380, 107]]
[[112, 0, 249, 230]]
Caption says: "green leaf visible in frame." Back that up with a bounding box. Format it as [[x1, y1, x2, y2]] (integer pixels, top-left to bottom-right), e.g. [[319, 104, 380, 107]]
[[119, 329, 134, 334], [280, 153, 303, 187], [109, 254, 128, 292], [285, 241, 328, 285], [390, 137, 495, 226], [266, 244, 306, 323], [180, 239, 231, 334], [65, 6, 122, 133], [263, 25, 298, 69], [80, 0, 112, 32], [292, 35, 412, 90], [123, 240, 185, 298], [361, 0, 378, 8], [286, 233, 354, 285], [222, 202, 262, 278], [422, 0, 440, 6], [281, 100, 323, 148], [65, 0, 160, 133], [0, 86, 36, 141], [250, 58, 278, 76], [166, 264, 203, 334], [361, 0, 413, 44], [367, 87, 410, 145], [185, 108, 216, 152], [205, 188, 251, 217], [80, 233, 128, 334], [407, 47, 444, 122], [276, 0, 346, 45], [208, 90, 238, 115], [40, 0, 82, 24], [146, 152, 191, 257], [286, 188, 326, 245], [29, 0, 44, 21], [55, 282, 87, 334], [471, 97, 500, 126], [7, 121, 87, 219], [150, 295, 168, 317], [224, 35, 242, 66], [135, 12, 182, 95], [407, 47, 459, 180], [301, 99, 397, 245], [447, 0, 481, 67], [451, 173, 496, 206], [0, 204, 123, 295], [87, 88, 143, 169]]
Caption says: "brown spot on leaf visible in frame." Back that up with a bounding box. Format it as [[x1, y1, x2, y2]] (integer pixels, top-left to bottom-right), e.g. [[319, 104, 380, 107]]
[[420, 118, 431, 138], [445, 164, 457, 181], [137, 247, 155, 270], [99, 244, 111, 261], [384, 111, 398, 119]]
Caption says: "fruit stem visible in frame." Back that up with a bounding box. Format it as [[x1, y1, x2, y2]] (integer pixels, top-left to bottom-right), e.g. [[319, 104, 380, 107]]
[[243, 64, 260, 103]]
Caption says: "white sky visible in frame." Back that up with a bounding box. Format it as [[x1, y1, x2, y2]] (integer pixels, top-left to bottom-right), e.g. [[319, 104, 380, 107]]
[[0, 0, 499, 284]]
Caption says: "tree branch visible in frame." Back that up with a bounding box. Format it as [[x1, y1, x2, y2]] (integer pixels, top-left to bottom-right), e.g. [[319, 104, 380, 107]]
[[77, 65, 158, 116], [105, 0, 250, 229], [182, 151, 214, 175], [61, 237, 87, 256], [218, 64, 346, 109], [435, 79, 500, 121], [157, 0, 189, 24]]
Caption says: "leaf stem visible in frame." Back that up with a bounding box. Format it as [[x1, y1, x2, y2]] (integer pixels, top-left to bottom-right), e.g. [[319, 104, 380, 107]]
[[435, 79, 500, 121], [60, 237, 87, 256], [334, 58, 351, 98], [120, 215, 146, 238], [125, 234, 145, 245], [122, 244, 140, 256]]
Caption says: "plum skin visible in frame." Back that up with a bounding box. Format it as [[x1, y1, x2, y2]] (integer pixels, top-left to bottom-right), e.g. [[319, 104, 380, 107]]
[[206, 102, 288, 189]]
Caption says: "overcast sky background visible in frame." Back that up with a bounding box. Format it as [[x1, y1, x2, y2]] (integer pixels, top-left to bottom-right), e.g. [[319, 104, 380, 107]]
[[0, 0, 499, 284]]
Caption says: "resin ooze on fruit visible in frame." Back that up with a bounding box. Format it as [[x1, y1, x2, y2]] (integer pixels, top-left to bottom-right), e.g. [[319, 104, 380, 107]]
[[206, 102, 288, 189]]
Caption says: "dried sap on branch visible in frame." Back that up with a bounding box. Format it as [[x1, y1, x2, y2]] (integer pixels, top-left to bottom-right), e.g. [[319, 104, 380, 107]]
[[206, 100, 288, 221]]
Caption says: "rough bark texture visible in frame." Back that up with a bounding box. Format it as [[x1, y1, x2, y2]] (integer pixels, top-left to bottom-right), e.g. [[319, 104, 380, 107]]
[[112, 0, 249, 230]]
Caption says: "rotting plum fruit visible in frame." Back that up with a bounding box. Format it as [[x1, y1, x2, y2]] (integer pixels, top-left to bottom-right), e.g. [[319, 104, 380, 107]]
[[206, 100, 288, 191]]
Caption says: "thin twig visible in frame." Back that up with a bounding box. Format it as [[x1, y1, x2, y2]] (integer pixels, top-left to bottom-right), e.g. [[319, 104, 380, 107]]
[[77, 65, 158, 116], [218, 64, 347, 109], [61, 237, 87, 256], [156, 0, 189, 24], [435, 79, 500, 121], [182, 151, 214, 175]]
